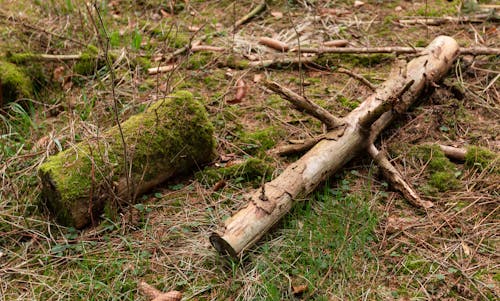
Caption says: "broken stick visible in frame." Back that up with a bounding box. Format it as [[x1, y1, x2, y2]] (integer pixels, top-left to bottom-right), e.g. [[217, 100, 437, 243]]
[[210, 36, 460, 258]]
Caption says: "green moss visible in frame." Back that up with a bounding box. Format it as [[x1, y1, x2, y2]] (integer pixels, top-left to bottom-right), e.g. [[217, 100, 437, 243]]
[[153, 29, 190, 48], [5, 52, 37, 64], [133, 56, 152, 70], [316, 53, 395, 69], [39, 90, 216, 227], [0, 60, 33, 103], [222, 55, 250, 69], [195, 158, 272, 186], [415, 0, 459, 16], [465, 146, 498, 172], [337, 95, 360, 110], [428, 171, 459, 192], [185, 52, 214, 69], [410, 145, 459, 192], [74, 45, 102, 76], [240, 126, 284, 155]]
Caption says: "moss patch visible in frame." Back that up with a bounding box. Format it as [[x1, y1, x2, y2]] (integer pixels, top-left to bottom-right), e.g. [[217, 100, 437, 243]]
[[38, 90, 216, 228], [316, 53, 395, 69], [195, 158, 272, 186], [410, 145, 459, 192], [74, 45, 102, 76], [465, 146, 499, 172], [0, 60, 33, 104], [240, 126, 285, 155]]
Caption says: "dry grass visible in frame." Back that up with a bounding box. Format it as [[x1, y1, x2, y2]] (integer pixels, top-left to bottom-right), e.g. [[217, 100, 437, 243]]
[[1, 0, 499, 300]]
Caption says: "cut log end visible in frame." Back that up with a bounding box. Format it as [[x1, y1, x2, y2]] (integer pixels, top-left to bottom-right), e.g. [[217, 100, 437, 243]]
[[210, 232, 237, 259]]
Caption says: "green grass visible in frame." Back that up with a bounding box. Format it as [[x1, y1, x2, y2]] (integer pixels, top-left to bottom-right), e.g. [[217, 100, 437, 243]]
[[253, 179, 379, 300]]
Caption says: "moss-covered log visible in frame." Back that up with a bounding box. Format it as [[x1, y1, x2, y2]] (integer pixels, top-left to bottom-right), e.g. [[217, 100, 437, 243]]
[[39, 91, 216, 228], [0, 60, 33, 106]]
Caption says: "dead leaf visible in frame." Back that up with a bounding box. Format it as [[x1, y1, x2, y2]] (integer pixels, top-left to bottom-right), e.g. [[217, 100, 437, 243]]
[[461, 241, 471, 256], [354, 1, 365, 8], [53, 66, 65, 83], [63, 80, 73, 91], [253, 74, 263, 83], [386, 216, 418, 234], [292, 284, 308, 295], [220, 153, 235, 162], [212, 180, 226, 192], [271, 11, 283, 19], [188, 25, 200, 32], [160, 9, 171, 18], [152, 291, 182, 301], [228, 79, 246, 104]]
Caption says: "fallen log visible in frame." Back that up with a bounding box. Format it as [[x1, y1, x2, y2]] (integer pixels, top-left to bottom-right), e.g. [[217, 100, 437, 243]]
[[210, 36, 460, 258], [39, 91, 216, 228]]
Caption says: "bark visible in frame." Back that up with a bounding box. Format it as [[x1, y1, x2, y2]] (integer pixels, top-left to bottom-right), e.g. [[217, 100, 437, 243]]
[[210, 36, 460, 257], [367, 144, 433, 209], [39, 91, 216, 229]]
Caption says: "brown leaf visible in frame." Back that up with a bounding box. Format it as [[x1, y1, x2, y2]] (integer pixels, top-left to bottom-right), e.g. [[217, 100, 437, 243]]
[[160, 9, 171, 18], [386, 216, 418, 234], [152, 291, 182, 301], [212, 180, 226, 192], [461, 241, 471, 256], [53, 66, 65, 83], [228, 79, 246, 104], [259, 37, 289, 52], [253, 74, 263, 83], [354, 1, 365, 8], [270, 11, 283, 19], [292, 284, 308, 295]]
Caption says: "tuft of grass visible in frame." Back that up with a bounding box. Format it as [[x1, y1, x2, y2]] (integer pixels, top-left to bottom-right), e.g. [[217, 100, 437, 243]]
[[254, 179, 379, 299]]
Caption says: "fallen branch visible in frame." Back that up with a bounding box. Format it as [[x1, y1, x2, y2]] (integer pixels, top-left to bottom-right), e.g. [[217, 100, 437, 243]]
[[291, 46, 500, 56], [337, 67, 377, 91], [263, 80, 344, 129], [234, 0, 267, 28], [437, 144, 467, 161], [367, 144, 433, 209], [398, 14, 500, 26], [272, 136, 324, 156], [210, 36, 460, 258], [163, 0, 267, 63]]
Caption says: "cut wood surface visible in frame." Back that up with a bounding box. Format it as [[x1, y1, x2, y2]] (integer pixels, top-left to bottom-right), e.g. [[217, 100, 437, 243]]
[[210, 36, 460, 257], [39, 91, 216, 229]]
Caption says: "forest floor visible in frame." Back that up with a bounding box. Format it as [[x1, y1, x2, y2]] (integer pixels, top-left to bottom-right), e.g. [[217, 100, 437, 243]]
[[0, 0, 499, 300]]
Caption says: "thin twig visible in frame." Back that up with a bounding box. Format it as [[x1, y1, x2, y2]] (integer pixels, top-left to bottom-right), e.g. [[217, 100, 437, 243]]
[[367, 144, 434, 209], [263, 80, 344, 129], [87, 3, 133, 205], [234, 0, 267, 28], [292, 46, 500, 56], [337, 67, 377, 91]]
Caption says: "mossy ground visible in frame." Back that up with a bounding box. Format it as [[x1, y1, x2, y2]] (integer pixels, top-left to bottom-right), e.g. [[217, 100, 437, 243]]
[[1, 0, 499, 300]]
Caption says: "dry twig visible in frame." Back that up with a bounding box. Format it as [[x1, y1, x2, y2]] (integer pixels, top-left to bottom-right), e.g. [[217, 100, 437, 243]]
[[263, 79, 344, 129]]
